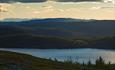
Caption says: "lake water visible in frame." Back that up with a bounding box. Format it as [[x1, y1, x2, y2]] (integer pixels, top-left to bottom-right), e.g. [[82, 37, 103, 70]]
[[0, 48, 115, 64]]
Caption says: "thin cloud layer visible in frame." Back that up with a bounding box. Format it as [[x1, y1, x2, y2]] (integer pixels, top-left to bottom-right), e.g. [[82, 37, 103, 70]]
[[0, 0, 46, 3], [0, 2, 115, 20], [55, 0, 100, 2], [0, 0, 101, 3]]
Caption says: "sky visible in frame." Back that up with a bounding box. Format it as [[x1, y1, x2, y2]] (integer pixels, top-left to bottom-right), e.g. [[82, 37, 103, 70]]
[[0, 0, 101, 3], [0, 0, 46, 3], [0, 0, 115, 20]]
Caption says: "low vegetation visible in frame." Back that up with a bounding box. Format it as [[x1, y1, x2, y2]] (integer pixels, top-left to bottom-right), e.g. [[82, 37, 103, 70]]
[[0, 50, 115, 70]]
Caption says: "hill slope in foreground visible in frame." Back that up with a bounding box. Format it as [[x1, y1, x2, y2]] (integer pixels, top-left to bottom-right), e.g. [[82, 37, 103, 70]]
[[0, 50, 80, 70], [0, 50, 115, 70]]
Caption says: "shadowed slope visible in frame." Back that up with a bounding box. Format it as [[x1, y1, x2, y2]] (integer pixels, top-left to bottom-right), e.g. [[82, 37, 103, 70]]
[[0, 50, 80, 70]]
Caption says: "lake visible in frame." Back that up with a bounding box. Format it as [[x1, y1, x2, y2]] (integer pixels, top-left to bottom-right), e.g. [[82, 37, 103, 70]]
[[0, 48, 115, 64]]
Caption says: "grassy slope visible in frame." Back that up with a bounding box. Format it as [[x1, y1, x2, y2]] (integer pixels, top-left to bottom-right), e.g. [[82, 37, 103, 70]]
[[74, 36, 115, 49], [0, 50, 115, 70], [0, 32, 114, 49], [0, 50, 80, 70]]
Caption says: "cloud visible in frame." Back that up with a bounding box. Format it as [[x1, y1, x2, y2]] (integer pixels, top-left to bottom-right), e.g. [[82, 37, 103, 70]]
[[25, 6, 31, 9], [55, 0, 99, 2], [0, 4, 12, 12], [58, 9, 64, 12], [90, 7, 101, 10], [0, 0, 46, 3], [0, 0, 102, 3], [32, 11, 40, 14]]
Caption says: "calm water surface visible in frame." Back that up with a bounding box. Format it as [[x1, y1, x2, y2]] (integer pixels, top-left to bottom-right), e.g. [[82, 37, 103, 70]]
[[0, 48, 115, 64]]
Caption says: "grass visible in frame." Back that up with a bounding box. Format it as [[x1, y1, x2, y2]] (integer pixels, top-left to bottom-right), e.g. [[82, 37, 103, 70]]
[[0, 50, 115, 70]]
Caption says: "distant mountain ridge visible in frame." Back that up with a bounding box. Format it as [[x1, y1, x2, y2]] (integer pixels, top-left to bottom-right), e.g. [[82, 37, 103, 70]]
[[0, 18, 115, 49], [1, 18, 87, 22], [0, 18, 115, 37]]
